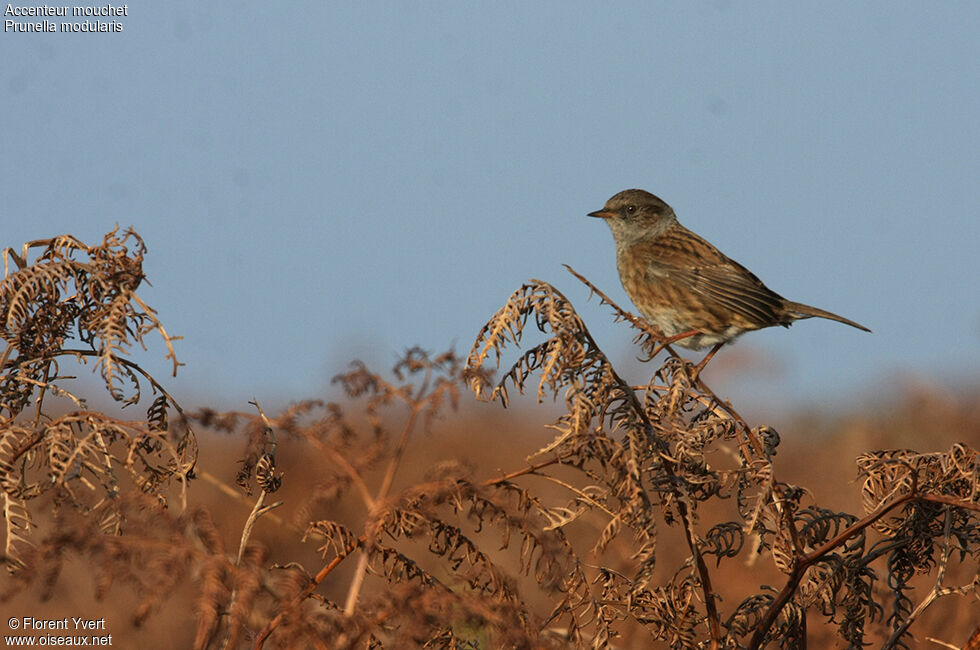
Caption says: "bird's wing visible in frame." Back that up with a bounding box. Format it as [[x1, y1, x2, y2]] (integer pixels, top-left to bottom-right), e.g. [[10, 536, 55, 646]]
[[647, 228, 789, 328]]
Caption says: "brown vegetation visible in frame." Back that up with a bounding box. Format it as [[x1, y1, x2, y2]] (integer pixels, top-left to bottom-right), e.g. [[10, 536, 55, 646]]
[[1, 230, 978, 649]]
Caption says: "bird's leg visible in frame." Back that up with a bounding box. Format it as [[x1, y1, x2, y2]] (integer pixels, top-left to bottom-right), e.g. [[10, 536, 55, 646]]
[[662, 330, 701, 346], [646, 329, 702, 360], [645, 330, 722, 383], [689, 342, 725, 382]]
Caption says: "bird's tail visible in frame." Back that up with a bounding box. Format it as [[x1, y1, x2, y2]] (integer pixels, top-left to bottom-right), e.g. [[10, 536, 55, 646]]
[[784, 301, 871, 332]]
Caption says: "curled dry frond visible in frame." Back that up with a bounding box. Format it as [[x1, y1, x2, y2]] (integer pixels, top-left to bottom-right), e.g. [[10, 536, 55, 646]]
[[858, 445, 980, 528]]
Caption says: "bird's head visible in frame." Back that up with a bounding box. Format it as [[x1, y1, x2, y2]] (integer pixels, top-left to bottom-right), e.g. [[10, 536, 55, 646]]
[[588, 189, 676, 245]]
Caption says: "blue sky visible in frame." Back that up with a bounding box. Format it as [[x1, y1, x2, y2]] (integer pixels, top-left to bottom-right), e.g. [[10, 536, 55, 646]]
[[3, 3, 978, 409]]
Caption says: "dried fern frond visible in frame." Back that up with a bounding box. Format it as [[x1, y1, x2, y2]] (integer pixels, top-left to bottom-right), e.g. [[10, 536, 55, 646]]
[[0, 229, 196, 574], [464, 273, 980, 649], [1, 492, 33, 571], [4, 232, 978, 649], [1, 227, 183, 415]]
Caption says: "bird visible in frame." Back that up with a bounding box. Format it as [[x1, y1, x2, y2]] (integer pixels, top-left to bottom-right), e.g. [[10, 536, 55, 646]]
[[588, 189, 870, 373]]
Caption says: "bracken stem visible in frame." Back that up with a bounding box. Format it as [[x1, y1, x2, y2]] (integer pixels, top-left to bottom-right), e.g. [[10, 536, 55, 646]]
[[251, 536, 364, 650], [747, 491, 980, 649], [343, 396, 425, 616]]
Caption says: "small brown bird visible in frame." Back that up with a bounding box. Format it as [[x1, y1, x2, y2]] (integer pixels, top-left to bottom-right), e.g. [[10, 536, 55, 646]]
[[589, 189, 870, 370]]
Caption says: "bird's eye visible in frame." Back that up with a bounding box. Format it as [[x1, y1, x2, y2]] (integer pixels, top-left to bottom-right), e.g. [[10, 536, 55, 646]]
[[626, 205, 636, 214]]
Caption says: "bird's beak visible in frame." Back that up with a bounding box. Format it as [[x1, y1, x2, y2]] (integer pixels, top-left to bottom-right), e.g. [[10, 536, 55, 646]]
[[588, 209, 614, 219]]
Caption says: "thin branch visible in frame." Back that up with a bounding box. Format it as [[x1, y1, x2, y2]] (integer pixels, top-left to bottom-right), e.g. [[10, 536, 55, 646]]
[[321, 446, 375, 509], [483, 456, 563, 486], [233, 401, 284, 566], [882, 506, 975, 650], [566, 265, 726, 644], [252, 535, 364, 650], [6, 349, 187, 414], [748, 491, 980, 649], [343, 397, 424, 616]]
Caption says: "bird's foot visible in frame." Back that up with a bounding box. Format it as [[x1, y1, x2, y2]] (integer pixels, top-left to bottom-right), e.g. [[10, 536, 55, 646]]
[[686, 342, 724, 383]]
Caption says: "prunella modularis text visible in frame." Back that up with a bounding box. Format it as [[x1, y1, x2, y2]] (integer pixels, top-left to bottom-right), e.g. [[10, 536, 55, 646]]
[[589, 189, 870, 370]]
